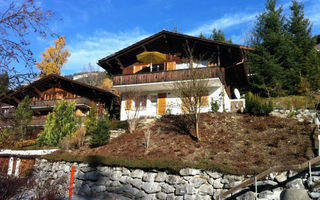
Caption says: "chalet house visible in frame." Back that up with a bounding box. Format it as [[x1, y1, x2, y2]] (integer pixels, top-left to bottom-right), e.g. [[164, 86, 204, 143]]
[[98, 30, 251, 121], [0, 74, 119, 131]]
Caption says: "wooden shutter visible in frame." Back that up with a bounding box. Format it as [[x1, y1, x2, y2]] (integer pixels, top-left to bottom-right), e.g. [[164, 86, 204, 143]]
[[201, 95, 209, 106], [125, 98, 132, 110], [157, 93, 167, 115], [167, 62, 176, 71], [181, 97, 189, 113]]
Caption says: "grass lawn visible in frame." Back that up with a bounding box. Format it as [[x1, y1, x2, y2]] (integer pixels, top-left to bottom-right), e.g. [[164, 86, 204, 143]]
[[44, 112, 316, 175]]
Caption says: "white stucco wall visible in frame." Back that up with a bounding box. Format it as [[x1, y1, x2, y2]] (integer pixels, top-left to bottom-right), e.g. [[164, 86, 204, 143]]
[[119, 85, 237, 121]]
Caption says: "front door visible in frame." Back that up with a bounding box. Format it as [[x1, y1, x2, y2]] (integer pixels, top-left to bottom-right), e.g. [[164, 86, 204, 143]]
[[157, 93, 167, 115]]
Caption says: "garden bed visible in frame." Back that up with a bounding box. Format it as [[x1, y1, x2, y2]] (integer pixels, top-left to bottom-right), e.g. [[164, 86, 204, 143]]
[[45, 113, 316, 175]]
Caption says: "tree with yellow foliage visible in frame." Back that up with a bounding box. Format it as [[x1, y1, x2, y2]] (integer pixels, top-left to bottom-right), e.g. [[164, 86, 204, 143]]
[[36, 36, 71, 77]]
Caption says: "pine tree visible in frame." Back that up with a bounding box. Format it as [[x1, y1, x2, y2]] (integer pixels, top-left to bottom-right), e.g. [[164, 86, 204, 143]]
[[248, 0, 287, 96], [90, 110, 111, 148], [13, 96, 33, 137], [38, 100, 77, 146], [36, 36, 71, 77], [286, 0, 320, 92], [210, 28, 232, 43], [84, 103, 98, 135]]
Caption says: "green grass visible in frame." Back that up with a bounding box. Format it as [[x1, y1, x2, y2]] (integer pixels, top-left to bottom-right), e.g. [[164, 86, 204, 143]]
[[265, 95, 319, 110], [43, 151, 268, 175]]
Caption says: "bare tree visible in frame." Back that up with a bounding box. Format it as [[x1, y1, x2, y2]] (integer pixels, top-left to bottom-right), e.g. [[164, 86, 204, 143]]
[[0, 0, 55, 88], [171, 45, 212, 141], [172, 68, 210, 141], [124, 91, 145, 133]]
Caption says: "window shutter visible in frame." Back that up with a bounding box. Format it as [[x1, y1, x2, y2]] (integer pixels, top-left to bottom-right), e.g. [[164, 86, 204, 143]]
[[125, 99, 132, 110], [201, 95, 209, 106], [167, 62, 176, 71], [181, 97, 189, 113]]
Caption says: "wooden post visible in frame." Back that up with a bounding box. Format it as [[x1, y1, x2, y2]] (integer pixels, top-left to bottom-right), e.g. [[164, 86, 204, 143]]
[[254, 176, 257, 200], [318, 135, 320, 156], [309, 161, 312, 185]]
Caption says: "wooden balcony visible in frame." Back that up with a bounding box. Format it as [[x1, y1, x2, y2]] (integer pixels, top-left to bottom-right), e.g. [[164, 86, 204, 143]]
[[30, 97, 93, 110], [113, 67, 223, 86]]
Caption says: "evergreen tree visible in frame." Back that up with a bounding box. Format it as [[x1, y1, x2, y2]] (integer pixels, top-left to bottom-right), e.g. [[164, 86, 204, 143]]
[[286, 0, 320, 92], [84, 103, 98, 135], [210, 28, 232, 43], [38, 100, 77, 146], [13, 96, 33, 137], [90, 110, 111, 148], [0, 73, 9, 97], [249, 0, 320, 95], [199, 32, 206, 39], [248, 0, 287, 96]]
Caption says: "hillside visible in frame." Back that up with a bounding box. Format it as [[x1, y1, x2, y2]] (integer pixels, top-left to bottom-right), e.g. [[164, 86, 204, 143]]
[[49, 112, 316, 175]]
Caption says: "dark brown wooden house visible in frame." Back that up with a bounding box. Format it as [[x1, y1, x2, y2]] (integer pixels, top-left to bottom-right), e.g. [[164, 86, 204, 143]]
[[0, 74, 119, 130]]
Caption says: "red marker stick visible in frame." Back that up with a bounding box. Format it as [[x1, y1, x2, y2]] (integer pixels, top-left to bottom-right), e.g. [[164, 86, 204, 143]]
[[69, 165, 75, 199]]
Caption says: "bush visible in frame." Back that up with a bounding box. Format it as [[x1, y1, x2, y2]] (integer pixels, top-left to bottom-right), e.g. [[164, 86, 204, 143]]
[[84, 103, 97, 135], [37, 100, 77, 146], [210, 97, 219, 112], [14, 139, 37, 148], [90, 111, 111, 148], [244, 92, 273, 116]]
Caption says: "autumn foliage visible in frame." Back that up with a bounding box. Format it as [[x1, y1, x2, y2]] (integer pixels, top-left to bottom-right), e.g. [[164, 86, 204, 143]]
[[36, 36, 71, 77]]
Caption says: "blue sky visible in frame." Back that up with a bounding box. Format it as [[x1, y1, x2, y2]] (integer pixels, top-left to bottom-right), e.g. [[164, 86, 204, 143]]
[[5, 0, 320, 75]]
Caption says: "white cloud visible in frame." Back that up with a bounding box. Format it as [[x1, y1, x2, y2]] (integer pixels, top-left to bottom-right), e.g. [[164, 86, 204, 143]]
[[186, 12, 257, 36], [62, 28, 150, 75]]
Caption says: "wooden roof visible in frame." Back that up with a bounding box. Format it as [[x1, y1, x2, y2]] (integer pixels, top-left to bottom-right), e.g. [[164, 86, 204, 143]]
[[98, 30, 253, 74], [0, 74, 119, 106]]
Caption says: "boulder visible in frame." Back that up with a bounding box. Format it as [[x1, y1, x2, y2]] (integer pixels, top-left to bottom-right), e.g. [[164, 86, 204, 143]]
[[189, 176, 207, 188], [198, 184, 213, 195], [236, 191, 255, 200], [156, 192, 167, 200], [213, 178, 223, 189], [160, 183, 175, 193], [131, 169, 144, 179], [141, 182, 161, 194], [206, 171, 222, 179], [155, 172, 167, 182], [179, 168, 201, 176], [166, 175, 185, 185], [142, 172, 157, 182], [281, 189, 311, 200], [85, 171, 99, 181], [130, 178, 143, 189], [285, 179, 305, 189], [275, 172, 287, 182]]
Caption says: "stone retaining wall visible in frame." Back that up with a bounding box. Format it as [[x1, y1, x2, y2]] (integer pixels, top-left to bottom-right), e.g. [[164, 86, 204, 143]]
[[30, 159, 320, 200]]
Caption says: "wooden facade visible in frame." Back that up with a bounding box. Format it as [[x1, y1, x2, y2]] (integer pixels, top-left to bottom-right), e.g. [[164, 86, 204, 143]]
[[113, 67, 222, 86], [98, 30, 251, 98], [0, 74, 120, 128]]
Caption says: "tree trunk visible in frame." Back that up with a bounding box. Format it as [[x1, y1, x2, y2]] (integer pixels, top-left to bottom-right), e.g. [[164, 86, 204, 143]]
[[195, 114, 200, 141]]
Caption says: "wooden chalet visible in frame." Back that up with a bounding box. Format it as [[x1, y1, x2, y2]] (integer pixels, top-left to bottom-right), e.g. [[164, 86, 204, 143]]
[[98, 30, 252, 98], [98, 30, 252, 120], [0, 74, 119, 129]]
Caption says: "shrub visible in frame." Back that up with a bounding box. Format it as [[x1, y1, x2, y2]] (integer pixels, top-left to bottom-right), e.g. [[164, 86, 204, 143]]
[[90, 111, 111, 148], [13, 96, 33, 137], [84, 103, 97, 135], [210, 97, 219, 112], [244, 92, 273, 116], [14, 139, 37, 148], [37, 100, 77, 146]]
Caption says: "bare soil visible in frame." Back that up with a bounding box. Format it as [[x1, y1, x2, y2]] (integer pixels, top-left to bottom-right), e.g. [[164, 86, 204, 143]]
[[70, 113, 315, 174]]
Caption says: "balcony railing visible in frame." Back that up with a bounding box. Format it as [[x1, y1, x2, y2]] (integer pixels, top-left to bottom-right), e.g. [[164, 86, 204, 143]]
[[113, 67, 223, 86], [30, 97, 92, 110]]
